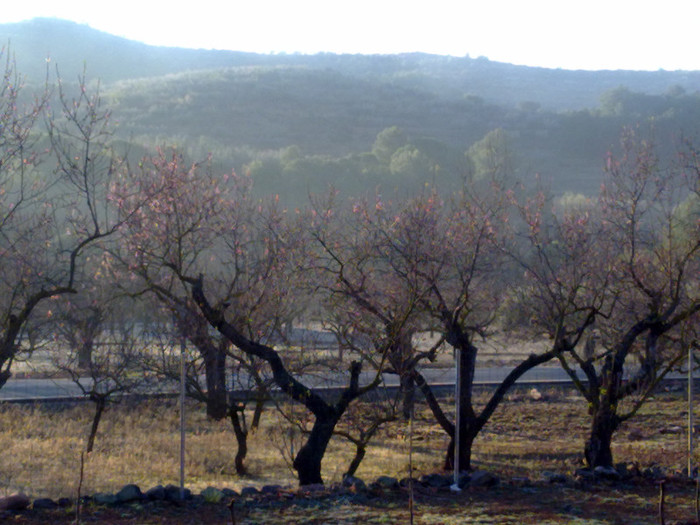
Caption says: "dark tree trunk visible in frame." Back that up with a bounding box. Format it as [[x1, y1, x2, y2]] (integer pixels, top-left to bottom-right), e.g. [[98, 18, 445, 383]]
[[87, 396, 107, 453], [228, 406, 248, 475], [192, 277, 376, 487], [442, 332, 478, 470], [444, 431, 475, 472], [78, 343, 93, 370], [585, 401, 621, 468], [344, 444, 366, 478], [400, 373, 415, 420], [431, 325, 568, 473], [251, 397, 265, 431], [0, 368, 10, 390], [202, 346, 228, 420], [293, 414, 339, 486]]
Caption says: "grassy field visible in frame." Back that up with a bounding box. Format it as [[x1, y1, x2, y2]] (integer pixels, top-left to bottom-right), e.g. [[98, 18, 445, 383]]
[[1, 387, 698, 523]]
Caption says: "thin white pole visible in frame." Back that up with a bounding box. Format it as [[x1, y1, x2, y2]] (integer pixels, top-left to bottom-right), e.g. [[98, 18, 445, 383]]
[[689, 344, 694, 479], [451, 347, 461, 492], [179, 334, 186, 499]]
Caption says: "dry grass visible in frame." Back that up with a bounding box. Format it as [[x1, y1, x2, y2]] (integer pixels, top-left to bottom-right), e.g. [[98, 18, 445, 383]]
[[0, 387, 694, 502]]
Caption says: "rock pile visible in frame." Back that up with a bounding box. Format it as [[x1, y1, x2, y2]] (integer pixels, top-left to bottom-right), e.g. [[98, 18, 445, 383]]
[[0, 463, 686, 519]]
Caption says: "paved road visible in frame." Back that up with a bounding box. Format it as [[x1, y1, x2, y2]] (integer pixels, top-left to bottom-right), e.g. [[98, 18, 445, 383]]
[[0, 365, 590, 402]]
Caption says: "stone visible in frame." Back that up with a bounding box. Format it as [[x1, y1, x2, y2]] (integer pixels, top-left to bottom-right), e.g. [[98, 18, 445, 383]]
[[510, 476, 532, 486], [116, 484, 143, 503], [542, 471, 568, 484], [240, 486, 259, 497], [93, 492, 118, 505], [145, 485, 166, 501], [32, 498, 58, 510], [164, 484, 191, 501], [615, 462, 633, 479], [261, 485, 282, 495], [469, 470, 499, 487], [457, 472, 471, 488], [642, 465, 665, 479], [297, 483, 325, 494], [0, 493, 31, 511], [57, 497, 73, 508], [201, 486, 225, 503], [574, 468, 596, 481], [593, 465, 621, 481], [528, 387, 544, 401], [342, 476, 367, 492], [221, 488, 239, 498], [374, 476, 399, 489], [419, 473, 452, 488], [398, 477, 413, 488]]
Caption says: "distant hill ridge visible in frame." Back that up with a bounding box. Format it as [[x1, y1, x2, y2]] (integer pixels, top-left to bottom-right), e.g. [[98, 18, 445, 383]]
[[2, 17, 700, 111], [3, 17, 700, 202]]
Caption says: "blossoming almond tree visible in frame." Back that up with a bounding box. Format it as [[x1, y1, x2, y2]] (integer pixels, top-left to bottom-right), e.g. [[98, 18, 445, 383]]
[[117, 153, 381, 485], [0, 63, 133, 389], [575, 131, 700, 468], [511, 130, 700, 469], [353, 180, 599, 472]]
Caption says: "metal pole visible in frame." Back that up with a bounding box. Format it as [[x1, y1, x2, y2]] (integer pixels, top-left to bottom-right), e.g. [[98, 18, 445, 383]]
[[451, 347, 461, 492], [689, 344, 694, 479], [179, 334, 186, 500]]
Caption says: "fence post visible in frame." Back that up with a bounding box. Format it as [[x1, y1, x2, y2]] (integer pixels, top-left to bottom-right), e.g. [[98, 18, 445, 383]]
[[689, 344, 695, 479], [180, 333, 186, 500]]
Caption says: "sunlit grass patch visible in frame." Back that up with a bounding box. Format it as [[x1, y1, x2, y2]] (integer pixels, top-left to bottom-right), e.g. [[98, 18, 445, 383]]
[[0, 389, 696, 503]]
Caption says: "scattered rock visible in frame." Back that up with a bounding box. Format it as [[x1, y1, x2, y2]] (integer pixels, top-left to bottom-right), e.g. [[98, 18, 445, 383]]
[[297, 483, 325, 494], [469, 470, 499, 487], [200, 486, 225, 503], [456, 473, 471, 489], [510, 476, 532, 486], [542, 471, 568, 484], [342, 476, 367, 492], [116, 484, 143, 503], [145, 485, 166, 501], [574, 468, 596, 481], [614, 462, 633, 479], [0, 493, 31, 511], [32, 498, 58, 510], [221, 488, 239, 498], [93, 492, 118, 505], [528, 387, 545, 401], [419, 473, 452, 488], [240, 486, 260, 497], [593, 465, 621, 481], [660, 426, 683, 435], [374, 476, 399, 489], [642, 465, 665, 479], [261, 485, 283, 495], [164, 484, 191, 502], [57, 497, 73, 508]]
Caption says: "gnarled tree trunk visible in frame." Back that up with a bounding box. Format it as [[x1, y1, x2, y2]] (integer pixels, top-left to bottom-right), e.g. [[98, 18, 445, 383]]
[[584, 405, 620, 468], [293, 413, 340, 486], [229, 405, 248, 475]]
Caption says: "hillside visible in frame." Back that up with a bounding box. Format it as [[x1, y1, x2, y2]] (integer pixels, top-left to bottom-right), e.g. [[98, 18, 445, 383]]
[[5, 18, 700, 110], [3, 18, 700, 201]]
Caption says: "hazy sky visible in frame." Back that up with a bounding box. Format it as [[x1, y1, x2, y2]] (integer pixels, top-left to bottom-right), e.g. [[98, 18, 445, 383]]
[[3, 0, 699, 71]]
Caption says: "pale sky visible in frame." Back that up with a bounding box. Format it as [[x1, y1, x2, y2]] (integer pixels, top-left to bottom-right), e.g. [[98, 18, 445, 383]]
[[2, 0, 699, 71]]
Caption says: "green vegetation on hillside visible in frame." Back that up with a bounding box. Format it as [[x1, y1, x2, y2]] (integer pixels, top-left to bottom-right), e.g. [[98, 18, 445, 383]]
[[4, 18, 700, 200]]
